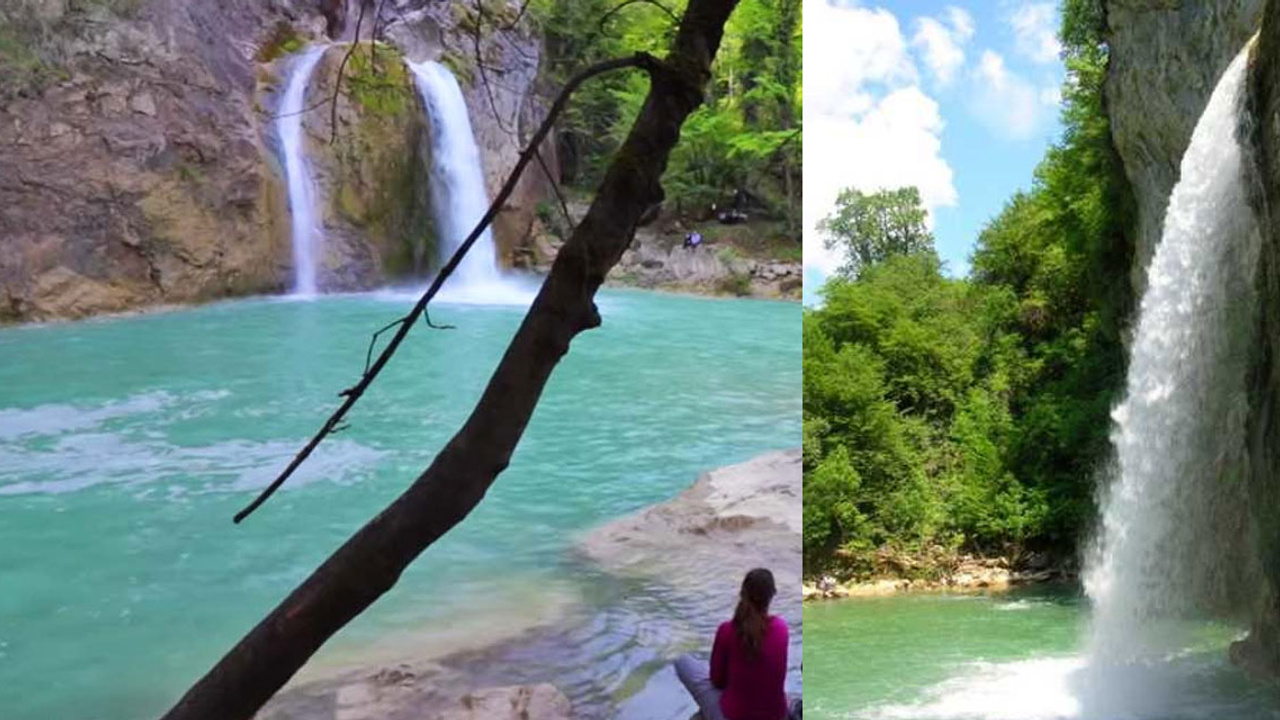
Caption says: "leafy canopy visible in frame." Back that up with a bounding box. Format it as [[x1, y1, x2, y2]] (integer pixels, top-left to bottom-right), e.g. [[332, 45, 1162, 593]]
[[819, 187, 935, 279]]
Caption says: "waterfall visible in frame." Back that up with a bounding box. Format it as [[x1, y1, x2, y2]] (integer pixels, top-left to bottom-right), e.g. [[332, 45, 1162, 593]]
[[278, 46, 327, 297], [407, 59, 521, 301], [1085, 44, 1261, 670]]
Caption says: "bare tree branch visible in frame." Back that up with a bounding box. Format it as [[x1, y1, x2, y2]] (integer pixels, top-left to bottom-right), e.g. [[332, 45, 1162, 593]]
[[159, 1, 735, 715], [234, 52, 656, 524], [369, 0, 387, 65], [599, 0, 680, 33]]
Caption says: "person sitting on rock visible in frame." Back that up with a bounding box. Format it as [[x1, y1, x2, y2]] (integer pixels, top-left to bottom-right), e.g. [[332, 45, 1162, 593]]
[[684, 231, 704, 249], [675, 567, 789, 720]]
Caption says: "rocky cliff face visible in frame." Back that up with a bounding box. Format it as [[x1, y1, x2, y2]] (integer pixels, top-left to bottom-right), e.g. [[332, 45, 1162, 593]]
[[1106, 0, 1264, 293], [1239, 0, 1280, 681], [0, 0, 292, 322], [0, 0, 551, 322]]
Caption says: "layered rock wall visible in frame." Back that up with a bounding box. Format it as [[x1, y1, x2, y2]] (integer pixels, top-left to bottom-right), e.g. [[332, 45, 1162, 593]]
[[1240, 0, 1280, 681], [0, 0, 294, 321]]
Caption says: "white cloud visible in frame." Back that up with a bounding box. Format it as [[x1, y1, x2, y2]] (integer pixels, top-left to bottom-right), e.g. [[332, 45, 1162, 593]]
[[1008, 3, 1061, 64], [806, 0, 916, 117], [946, 6, 975, 39], [911, 7, 975, 86], [804, 0, 958, 279], [969, 50, 1043, 139]]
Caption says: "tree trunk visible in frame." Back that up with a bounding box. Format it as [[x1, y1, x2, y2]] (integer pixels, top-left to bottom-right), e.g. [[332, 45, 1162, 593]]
[[158, 0, 739, 718]]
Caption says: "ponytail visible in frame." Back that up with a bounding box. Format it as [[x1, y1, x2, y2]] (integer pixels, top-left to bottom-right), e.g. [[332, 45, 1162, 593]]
[[733, 568, 777, 658]]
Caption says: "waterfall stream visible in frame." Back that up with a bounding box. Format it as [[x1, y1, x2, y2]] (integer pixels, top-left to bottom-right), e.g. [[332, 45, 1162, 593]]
[[278, 46, 327, 296], [1085, 43, 1261, 669], [407, 60, 529, 303]]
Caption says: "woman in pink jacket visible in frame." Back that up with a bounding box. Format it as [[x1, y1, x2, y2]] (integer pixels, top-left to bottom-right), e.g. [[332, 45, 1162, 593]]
[[675, 568, 790, 720]]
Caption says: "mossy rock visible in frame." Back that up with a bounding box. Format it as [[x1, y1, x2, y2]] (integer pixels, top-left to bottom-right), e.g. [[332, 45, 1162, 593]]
[[256, 21, 305, 63], [311, 42, 435, 281], [345, 42, 413, 117]]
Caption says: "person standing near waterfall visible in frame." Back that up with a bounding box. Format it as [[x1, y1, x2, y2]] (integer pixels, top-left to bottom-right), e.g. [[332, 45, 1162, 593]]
[[675, 568, 790, 720]]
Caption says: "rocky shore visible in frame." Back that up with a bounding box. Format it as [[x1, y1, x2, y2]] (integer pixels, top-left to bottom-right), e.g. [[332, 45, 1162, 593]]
[[520, 201, 802, 301], [604, 230, 802, 301], [803, 554, 1075, 601]]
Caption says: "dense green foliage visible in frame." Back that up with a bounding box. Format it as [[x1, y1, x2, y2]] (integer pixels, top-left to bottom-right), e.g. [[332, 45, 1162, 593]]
[[532, 0, 801, 228], [804, 0, 1135, 577]]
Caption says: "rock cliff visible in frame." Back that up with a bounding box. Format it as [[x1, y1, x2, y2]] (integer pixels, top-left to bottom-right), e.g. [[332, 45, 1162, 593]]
[[1241, 0, 1280, 682], [0, 0, 552, 322], [0, 0, 291, 321], [1106, 0, 1263, 293]]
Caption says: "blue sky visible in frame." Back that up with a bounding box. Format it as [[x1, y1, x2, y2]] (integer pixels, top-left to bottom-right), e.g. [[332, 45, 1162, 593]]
[[803, 0, 1066, 303]]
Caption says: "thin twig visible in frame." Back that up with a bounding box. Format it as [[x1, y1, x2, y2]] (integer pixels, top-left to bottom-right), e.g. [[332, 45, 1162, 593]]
[[370, 0, 386, 64], [329, 0, 369, 144], [234, 52, 659, 524], [766, 127, 802, 163], [472, 0, 516, 136], [535, 147, 574, 233], [362, 318, 407, 376]]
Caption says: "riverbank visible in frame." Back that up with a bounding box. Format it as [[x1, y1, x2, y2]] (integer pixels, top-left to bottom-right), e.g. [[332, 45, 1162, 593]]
[[256, 449, 802, 719], [803, 552, 1077, 601], [518, 200, 802, 301]]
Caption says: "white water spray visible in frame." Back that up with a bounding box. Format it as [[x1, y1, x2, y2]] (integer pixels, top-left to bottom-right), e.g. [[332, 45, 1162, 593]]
[[1085, 44, 1261, 669], [279, 46, 327, 296], [407, 60, 531, 303]]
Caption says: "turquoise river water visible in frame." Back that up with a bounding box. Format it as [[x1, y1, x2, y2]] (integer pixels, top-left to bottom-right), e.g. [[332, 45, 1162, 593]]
[[0, 289, 800, 719], [805, 587, 1280, 720]]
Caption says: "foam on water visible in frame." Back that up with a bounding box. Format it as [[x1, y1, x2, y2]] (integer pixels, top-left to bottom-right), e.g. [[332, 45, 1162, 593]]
[[858, 651, 1280, 720], [0, 390, 384, 496]]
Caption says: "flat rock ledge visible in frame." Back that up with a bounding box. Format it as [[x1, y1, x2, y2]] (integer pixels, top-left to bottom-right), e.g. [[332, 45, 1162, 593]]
[[259, 667, 572, 720], [578, 449, 802, 596], [438, 685, 572, 720]]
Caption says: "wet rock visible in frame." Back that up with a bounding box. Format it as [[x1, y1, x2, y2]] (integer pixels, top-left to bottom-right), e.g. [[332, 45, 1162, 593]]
[[383, 10, 444, 64], [603, 229, 799, 299]]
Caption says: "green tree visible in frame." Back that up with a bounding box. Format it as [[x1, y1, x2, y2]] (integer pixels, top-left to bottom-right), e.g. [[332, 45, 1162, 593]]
[[535, 0, 801, 224], [819, 187, 935, 278]]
